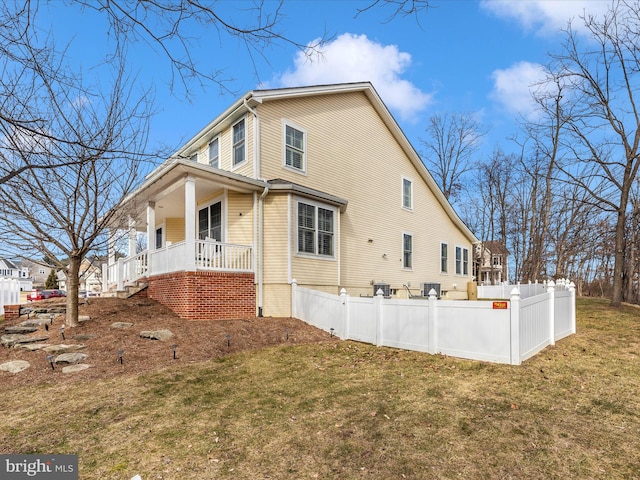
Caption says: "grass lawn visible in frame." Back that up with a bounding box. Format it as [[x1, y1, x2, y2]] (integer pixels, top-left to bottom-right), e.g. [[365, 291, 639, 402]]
[[2, 298, 640, 479]]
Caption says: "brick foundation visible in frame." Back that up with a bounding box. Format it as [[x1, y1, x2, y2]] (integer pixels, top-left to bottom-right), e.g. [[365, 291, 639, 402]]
[[147, 271, 256, 320], [3, 304, 20, 321]]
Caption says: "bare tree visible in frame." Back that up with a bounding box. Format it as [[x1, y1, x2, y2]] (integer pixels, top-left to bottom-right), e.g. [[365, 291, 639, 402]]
[[420, 112, 488, 203], [0, 24, 152, 325], [546, 2, 640, 306]]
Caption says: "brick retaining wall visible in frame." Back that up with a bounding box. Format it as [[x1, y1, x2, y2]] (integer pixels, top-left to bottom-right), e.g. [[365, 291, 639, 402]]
[[3, 304, 20, 321], [147, 271, 256, 320]]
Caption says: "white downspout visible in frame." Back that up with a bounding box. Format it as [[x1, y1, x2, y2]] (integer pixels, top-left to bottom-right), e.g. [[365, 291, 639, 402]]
[[244, 97, 267, 316]]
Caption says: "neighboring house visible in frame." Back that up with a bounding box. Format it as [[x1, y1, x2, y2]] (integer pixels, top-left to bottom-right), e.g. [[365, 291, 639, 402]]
[[58, 258, 103, 295], [106, 82, 478, 319], [0, 258, 32, 291], [475, 241, 509, 285], [19, 259, 50, 288]]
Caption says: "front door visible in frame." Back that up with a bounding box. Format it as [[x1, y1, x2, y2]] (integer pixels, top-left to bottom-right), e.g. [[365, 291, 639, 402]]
[[198, 201, 222, 241]]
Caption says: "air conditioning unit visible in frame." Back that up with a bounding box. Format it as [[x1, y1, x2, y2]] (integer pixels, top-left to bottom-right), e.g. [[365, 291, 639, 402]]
[[422, 283, 441, 298], [373, 283, 391, 297]]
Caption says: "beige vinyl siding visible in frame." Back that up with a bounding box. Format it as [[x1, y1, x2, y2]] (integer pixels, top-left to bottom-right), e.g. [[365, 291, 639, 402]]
[[165, 218, 185, 244], [262, 284, 291, 317], [257, 91, 473, 295], [227, 191, 254, 245], [262, 193, 290, 284]]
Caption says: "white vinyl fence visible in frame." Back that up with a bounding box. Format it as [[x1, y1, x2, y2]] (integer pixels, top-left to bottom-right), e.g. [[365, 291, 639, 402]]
[[0, 277, 21, 316], [292, 279, 576, 365]]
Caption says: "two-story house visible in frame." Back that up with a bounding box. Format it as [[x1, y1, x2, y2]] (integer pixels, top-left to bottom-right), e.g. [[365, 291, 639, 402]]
[[105, 82, 478, 319], [0, 258, 33, 291], [475, 240, 509, 285]]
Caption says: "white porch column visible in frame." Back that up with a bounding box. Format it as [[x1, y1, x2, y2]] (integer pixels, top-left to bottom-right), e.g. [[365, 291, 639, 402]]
[[147, 201, 156, 276], [128, 216, 137, 257], [107, 229, 116, 266], [184, 176, 197, 271]]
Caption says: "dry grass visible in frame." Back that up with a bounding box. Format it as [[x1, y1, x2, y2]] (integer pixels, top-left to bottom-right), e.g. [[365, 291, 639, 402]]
[[2, 298, 640, 479]]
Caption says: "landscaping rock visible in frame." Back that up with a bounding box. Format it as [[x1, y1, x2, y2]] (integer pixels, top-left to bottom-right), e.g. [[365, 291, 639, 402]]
[[79, 315, 91, 323], [140, 329, 174, 341], [4, 326, 38, 335], [55, 352, 89, 365], [19, 319, 50, 327], [14, 343, 51, 351], [43, 344, 86, 354], [1, 334, 49, 347], [111, 322, 134, 329], [62, 364, 91, 374], [0, 360, 30, 374]]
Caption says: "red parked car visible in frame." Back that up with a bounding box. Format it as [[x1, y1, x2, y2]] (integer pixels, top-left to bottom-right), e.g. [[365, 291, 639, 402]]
[[27, 289, 67, 301]]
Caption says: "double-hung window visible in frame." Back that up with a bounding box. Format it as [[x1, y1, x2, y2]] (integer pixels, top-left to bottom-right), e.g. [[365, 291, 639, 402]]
[[297, 201, 334, 257], [403, 233, 413, 269], [441, 242, 448, 273], [284, 122, 306, 172], [209, 138, 219, 168], [455, 246, 469, 275], [232, 119, 246, 167], [402, 178, 413, 210]]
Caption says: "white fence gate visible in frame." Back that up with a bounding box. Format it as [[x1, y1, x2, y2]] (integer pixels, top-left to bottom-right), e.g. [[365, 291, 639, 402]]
[[292, 280, 576, 365], [0, 277, 21, 316]]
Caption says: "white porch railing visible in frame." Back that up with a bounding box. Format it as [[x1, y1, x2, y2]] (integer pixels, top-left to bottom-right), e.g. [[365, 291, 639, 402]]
[[292, 279, 576, 365], [104, 239, 253, 291]]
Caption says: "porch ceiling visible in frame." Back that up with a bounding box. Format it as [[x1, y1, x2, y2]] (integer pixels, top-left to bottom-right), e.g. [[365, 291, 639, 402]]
[[124, 159, 267, 226]]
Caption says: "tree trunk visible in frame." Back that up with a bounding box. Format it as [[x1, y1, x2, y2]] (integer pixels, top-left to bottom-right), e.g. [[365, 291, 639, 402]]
[[611, 205, 628, 307], [66, 255, 81, 327]]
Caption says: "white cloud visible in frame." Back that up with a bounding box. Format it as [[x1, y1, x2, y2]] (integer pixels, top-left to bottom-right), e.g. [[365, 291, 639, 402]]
[[267, 33, 432, 122], [480, 0, 611, 36], [490, 61, 547, 119]]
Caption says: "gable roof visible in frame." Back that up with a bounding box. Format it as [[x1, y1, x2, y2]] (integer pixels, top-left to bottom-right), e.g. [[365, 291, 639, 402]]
[[174, 82, 477, 244]]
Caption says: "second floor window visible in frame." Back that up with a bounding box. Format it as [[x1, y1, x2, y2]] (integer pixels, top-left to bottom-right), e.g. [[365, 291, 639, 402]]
[[285, 124, 305, 172], [233, 119, 245, 167], [209, 138, 219, 168], [402, 178, 412, 209]]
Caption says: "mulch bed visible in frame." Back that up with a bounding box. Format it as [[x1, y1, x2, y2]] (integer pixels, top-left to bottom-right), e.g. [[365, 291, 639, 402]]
[[1, 297, 337, 388]]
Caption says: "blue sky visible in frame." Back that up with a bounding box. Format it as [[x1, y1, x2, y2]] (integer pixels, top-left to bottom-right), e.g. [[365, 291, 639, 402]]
[[45, 0, 612, 162]]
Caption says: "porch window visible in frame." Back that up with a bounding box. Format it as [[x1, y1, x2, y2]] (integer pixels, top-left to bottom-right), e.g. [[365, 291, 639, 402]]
[[403, 233, 413, 269], [199, 201, 222, 241], [441, 242, 448, 273], [232, 119, 245, 167], [284, 122, 305, 172], [297, 201, 334, 257], [209, 138, 219, 168], [155, 227, 163, 249]]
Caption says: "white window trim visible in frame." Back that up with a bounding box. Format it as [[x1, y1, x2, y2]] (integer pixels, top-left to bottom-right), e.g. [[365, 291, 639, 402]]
[[402, 176, 413, 211], [155, 221, 166, 249], [282, 119, 307, 175], [208, 137, 220, 168], [402, 231, 413, 271], [455, 245, 470, 276], [440, 241, 449, 274], [231, 117, 247, 170], [294, 197, 336, 260]]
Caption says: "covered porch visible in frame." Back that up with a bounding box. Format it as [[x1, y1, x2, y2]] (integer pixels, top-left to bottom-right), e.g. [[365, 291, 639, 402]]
[[103, 159, 268, 319]]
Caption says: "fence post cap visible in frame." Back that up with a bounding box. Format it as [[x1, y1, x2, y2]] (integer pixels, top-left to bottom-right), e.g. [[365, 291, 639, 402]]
[[340, 288, 347, 296], [375, 288, 384, 297], [547, 280, 555, 287], [428, 288, 438, 298], [510, 287, 521, 297], [291, 279, 297, 286]]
